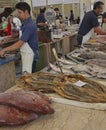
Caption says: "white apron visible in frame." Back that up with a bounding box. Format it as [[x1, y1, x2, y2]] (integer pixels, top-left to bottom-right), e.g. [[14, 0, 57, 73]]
[[82, 28, 94, 44], [20, 31, 34, 73]]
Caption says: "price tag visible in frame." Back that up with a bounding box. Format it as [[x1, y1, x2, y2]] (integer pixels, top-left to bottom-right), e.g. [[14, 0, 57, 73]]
[[73, 80, 86, 87]]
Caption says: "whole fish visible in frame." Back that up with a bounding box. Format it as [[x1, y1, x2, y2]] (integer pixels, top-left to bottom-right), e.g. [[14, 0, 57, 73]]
[[0, 90, 54, 115], [0, 105, 38, 126]]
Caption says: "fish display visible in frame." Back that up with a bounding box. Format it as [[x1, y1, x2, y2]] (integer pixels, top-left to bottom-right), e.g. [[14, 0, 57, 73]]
[[49, 61, 106, 79], [0, 105, 38, 126], [78, 51, 106, 60], [71, 63, 106, 79], [67, 48, 106, 62], [0, 90, 54, 126], [65, 47, 106, 79], [17, 72, 106, 105], [96, 46, 106, 53], [67, 48, 86, 62], [58, 57, 77, 65], [53, 74, 106, 103], [16, 72, 106, 110], [49, 63, 73, 74], [85, 59, 106, 68], [83, 41, 106, 53], [17, 72, 58, 92]]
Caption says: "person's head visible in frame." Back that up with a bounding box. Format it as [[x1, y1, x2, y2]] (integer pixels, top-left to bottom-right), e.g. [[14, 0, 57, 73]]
[[70, 10, 73, 13], [8, 16, 12, 23], [1, 17, 6, 22], [54, 8, 59, 15], [93, 1, 104, 15], [15, 2, 30, 20], [40, 7, 46, 13], [102, 12, 106, 23]]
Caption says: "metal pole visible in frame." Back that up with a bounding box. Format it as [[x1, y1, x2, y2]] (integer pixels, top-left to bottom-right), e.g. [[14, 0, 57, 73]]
[[46, 0, 48, 7], [62, 0, 65, 18]]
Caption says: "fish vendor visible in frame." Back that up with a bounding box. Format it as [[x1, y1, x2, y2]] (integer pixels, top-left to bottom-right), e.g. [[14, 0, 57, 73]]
[[0, 2, 38, 73], [77, 1, 106, 48]]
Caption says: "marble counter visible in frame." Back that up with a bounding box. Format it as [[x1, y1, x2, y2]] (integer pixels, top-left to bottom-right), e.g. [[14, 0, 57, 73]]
[[0, 101, 105, 130], [0, 80, 106, 130]]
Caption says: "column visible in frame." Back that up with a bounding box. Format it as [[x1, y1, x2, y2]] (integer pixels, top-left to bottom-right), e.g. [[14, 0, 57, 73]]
[[80, 0, 91, 22], [23, 0, 34, 17]]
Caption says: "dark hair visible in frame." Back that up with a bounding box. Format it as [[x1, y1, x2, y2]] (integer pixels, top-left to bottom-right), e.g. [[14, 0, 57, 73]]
[[70, 10, 73, 13], [15, 2, 30, 14], [93, 1, 104, 10], [54, 8, 59, 11], [40, 7, 46, 13]]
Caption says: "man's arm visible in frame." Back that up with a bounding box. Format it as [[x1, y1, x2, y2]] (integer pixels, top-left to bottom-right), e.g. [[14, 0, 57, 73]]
[[94, 26, 106, 35], [0, 40, 24, 56], [37, 22, 48, 27]]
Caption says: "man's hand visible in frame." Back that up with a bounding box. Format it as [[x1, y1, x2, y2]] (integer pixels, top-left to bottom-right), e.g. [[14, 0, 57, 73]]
[[0, 49, 5, 57]]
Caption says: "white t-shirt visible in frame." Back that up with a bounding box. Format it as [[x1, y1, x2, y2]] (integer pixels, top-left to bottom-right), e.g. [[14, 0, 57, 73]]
[[13, 17, 22, 30]]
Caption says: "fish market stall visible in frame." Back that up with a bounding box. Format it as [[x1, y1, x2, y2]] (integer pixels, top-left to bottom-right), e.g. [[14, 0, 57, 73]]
[[61, 34, 106, 79], [0, 35, 21, 92], [66, 48, 106, 78], [36, 33, 77, 72], [0, 72, 106, 130], [0, 32, 106, 130]]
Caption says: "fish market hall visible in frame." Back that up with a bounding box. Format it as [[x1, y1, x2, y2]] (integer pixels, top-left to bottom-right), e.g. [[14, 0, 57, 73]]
[[0, 0, 106, 130]]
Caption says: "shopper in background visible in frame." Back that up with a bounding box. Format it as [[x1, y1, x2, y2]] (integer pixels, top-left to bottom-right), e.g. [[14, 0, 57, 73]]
[[77, 1, 106, 48], [1, 16, 8, 36], [69, 10, 74, 24], [36, 7, 48, 29], [7, 16, 12, 36], [54, 8, 63, 28], [76, 16, 80, 24], [54, 8, 62, 20], [0, 2, 38, 73], [102, 12, 106, 30]]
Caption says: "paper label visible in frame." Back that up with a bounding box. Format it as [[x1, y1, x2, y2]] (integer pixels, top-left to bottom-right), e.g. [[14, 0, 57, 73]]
[[73, 80, 86, 87]]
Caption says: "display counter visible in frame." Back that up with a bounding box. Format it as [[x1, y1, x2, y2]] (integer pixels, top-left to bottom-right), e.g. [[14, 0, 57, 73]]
[[0, 56, 16, 92], [5, 34, 104, 130], [53, 32, 77, 56], [35, 43, 49, 71], [36, 33, 77, 71], [0, 79, 105, 130], [0, 33, 77, 72]]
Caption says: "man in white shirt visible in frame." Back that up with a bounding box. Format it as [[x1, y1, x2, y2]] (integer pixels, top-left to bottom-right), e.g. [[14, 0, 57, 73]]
[[10, 15, 22, 30], [13, 16, 22, 30]]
